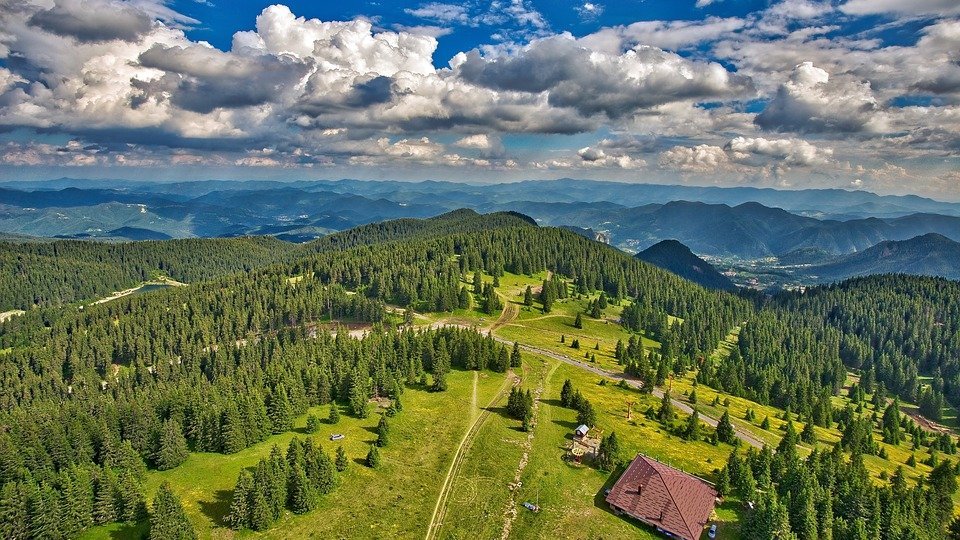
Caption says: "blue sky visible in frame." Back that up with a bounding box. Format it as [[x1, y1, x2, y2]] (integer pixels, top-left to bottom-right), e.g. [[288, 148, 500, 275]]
[[0, 0, 958, 199]]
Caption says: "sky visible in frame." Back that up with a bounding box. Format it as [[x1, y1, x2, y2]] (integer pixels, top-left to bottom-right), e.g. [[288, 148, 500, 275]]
[[0, 1, 958, 199]]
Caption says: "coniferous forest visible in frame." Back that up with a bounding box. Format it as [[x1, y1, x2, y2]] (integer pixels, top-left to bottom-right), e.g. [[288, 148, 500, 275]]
[[1, 210, 959, 539]]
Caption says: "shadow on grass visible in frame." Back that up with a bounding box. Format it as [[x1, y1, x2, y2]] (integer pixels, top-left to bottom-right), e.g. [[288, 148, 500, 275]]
[[487, 404, 514, 420], [108, 520, 149, 540], [197, 489, 233, 527], [540, 398, 564, 408], [353, 457, 370, 467], [553, 418, 577, 431]]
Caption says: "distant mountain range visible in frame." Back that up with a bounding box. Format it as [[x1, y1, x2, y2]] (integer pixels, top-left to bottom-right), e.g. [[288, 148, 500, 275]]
[[636, 240, 736, 291], [803, 233, 960, 282], [2, 178, 960, 286]]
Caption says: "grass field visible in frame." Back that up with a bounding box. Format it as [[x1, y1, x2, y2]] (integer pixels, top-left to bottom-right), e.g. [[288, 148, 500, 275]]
[[82, 368, 510, 540], [440, 351, 742, 540]]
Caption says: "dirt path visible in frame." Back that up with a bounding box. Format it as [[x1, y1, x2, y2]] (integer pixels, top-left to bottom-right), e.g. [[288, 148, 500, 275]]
[[493, 338, 765, 449], [90, 277, 185, 306], [425, 371, 517, 540], [0, 310, 25, 323], [500, 359, 558, 539], [489, 302, 519, 333]]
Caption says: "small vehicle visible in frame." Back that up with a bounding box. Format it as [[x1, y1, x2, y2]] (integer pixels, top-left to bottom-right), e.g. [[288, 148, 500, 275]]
[[708, 524, 717, 539], [330, 433, 345, 441], [603, 488, 612, 496], [522, 502, 540, 512]]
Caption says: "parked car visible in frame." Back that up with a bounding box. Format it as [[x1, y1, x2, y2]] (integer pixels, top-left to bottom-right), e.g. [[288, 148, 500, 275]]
[[330, 433, 345, 441], [708, 524, 717, 538], [522, 502, 540, 512]]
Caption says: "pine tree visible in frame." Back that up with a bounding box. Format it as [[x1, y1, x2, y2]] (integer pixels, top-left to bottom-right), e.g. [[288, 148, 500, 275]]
[[715, 466, 730, 497], [306, 414, 321, 434], [93, 469, 118, 525], [155, 419, 189, 471], [249, 488, 272, 531], [349, 369, 370, 418], [523, 285, 533, 306], [716, 410, 736, 444], [882, 398, 902, 444], [432, 345, 450, 392], [268, 385, 293, 434], [366, 445, 381, 469], [376, 415, 390, 447], [288, 465, 315, 514], [228, 471, 252, 530], [149, 483, 196, 540], [335, 445, 348, 472], [328, 404, 341, 425], [560, 379, 573, 407], [658, 391, 675, 423], [510, 342, 522, 368], [800, 419, 816, 444], [577, 400, 596, 427], [684, 409, 701, 441], [596, 432, 622, 471], [574, 313, 583, 329]]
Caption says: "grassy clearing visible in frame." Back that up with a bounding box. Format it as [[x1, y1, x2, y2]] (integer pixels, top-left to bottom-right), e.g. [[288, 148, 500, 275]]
[[441, 351, 740, 539], [81, 368, 509, 540]]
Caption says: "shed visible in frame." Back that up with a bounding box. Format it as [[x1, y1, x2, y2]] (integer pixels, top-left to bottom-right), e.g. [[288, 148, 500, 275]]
[[574, 424, 590, 438]]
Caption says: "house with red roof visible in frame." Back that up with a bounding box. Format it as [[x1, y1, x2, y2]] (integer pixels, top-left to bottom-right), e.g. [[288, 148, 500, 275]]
[[605, 454, 717, 540]]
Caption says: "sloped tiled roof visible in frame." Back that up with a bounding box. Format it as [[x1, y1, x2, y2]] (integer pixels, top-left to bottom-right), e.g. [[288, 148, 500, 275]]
[[605, 454, 717, 540]]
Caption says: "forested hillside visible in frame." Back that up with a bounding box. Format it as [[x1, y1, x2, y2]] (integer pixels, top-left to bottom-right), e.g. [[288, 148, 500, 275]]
[[702, 274, 960, 423], [0, 211, 751, 538], [0, 236, 297, 310]]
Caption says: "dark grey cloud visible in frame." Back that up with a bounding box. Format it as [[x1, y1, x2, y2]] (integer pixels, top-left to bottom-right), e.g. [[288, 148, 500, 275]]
[[28, 0, 153, 43], [456, 37, 753, 119], [137, 44, 312, 113]]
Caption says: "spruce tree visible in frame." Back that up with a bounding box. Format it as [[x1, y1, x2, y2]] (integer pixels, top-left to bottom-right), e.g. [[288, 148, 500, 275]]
[[366, 445, 381, 469], [306, 414, 321, 434], [328, 404, 341, 425], [155, 419, 189, 471], [684, 409, 701, 441], [149, 483, 196, 540], [228, 471, 252, 530], [574, 313, 583, 329], [716, 410, 736, 444], [335, 445, 348, 472], [577, 400, 596, 427], [288, 465, 315, 514], [376, 415, 390, 447], [268, 385, 293, 434], [510, 342, 522, 368], [249, 488, 272, 531], [560, 379, 573, 407], [523, 285, 533, 306], [658, 391, 675, 423], [349, 369, 370, 419], [432, 345, 450, 392], [596, 432, 622, 471]]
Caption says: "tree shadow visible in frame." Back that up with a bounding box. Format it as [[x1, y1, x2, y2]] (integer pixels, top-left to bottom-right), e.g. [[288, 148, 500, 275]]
[[107, 520, 148, 540], [362, 425, 379, 435], [487, 404, 514, 420], [540, 398, 564, 408], [353, 457, 370, 467], [553, 418, 577, 431], [197, 489, 233, 527]]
